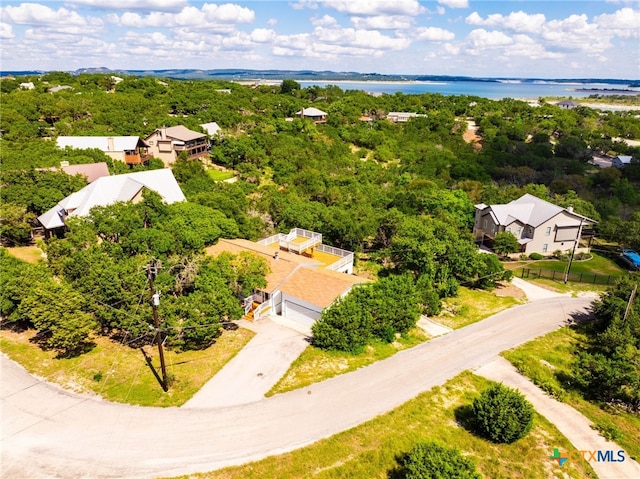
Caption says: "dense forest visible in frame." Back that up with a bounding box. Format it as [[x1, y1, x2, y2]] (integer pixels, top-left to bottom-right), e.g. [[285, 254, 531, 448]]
[[1, 72, 639, 357]]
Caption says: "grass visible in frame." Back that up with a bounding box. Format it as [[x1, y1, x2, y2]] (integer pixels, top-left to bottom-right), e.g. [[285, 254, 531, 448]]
[[0, 326, 254, 407], [267, 328, 429, 396], [502, 326, 640, 463], [207, 169, 234, 181], [268, 286, 521, 395], [434, 286, 523, 329], [522, 277, 610, 295], [505, 252, 627, 277], [172, 372, 595, 479], [4, 245, 44, 264]]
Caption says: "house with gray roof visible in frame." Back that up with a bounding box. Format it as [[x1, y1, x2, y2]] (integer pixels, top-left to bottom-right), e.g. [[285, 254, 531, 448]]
[[144, 126, 209, 166], [612, 155, 633, 168], [37, 169, 185, 235], [473, 194, 597, 255], [56, 136, 150, 165], [296, 107, 327, 123]]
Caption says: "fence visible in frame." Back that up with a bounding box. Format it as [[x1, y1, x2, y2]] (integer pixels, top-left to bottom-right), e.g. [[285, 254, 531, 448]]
[[518, 267, 617, 285]]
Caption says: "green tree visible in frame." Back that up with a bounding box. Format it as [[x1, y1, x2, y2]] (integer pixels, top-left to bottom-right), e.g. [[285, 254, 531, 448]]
[[0, 203, 35, 246], [17, 279, 98, 356], [492, 231, 518, 257], [471, 383, 534, 443], [398, 442, 481, 479], [312, 293, 373, 354], [280, 79, 301, 95]]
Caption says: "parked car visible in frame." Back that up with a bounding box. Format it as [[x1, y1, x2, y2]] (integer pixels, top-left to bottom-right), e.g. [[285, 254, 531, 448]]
[[620, 249, 640, 271]]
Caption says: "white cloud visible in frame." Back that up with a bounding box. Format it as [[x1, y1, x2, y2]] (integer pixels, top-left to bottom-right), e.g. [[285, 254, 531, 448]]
[[503, 34, 563, 60], [595, 7, 640, 38], [1, 3, 102, 27], [465, 28, 512, 53], [66, 0, 187, 11], [0, 22, 14, 39], [437, 0, 468, 9], [250, 28, 277, 43], [267, 18, 277, 26], [466, 11, 546, 34], [542, 14, 608, 53], [311, 14, 338, 27], [301, 0, 424, 16], [350, 15, 414, 30], [111, 3, 254, 29], [415, 26, 455, 41], [313, 25, 410, 50]]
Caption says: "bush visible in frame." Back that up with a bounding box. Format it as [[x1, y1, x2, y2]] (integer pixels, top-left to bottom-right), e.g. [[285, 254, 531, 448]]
[[529, 252, 544, 260], [399, 441, 481, 479], [471, 384, 534, 443]]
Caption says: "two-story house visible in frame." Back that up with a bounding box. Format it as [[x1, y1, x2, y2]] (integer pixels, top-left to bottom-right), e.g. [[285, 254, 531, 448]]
[[473, 194, 597, 255], [144, 126, 209, 166], [56, 136, 150, 165]]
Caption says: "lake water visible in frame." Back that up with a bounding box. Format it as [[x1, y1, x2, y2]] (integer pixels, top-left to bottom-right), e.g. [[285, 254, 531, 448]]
[[297, 80, 638, 100]]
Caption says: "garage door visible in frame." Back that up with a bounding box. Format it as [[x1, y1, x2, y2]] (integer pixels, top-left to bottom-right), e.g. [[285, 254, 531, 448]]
[[283, 301, 320, 328]]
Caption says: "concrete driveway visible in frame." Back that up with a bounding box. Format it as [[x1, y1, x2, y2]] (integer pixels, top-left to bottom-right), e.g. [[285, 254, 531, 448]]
[[1, 296, 594, 479], [183, 319, 309, 408]]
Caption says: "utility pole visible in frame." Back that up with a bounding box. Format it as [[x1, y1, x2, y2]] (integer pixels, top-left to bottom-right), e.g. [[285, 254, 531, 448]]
[[622, 284, 637, 324], [564, 217, 583, 284], [147, 260, 168, 392]]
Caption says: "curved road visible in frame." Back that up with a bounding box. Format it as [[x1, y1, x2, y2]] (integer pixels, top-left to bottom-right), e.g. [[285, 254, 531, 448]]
[[1, 296, 591, 479]]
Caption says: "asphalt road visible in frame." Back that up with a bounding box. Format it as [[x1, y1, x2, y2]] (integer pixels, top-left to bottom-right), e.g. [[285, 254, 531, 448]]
[[1, 296, 592, 479]]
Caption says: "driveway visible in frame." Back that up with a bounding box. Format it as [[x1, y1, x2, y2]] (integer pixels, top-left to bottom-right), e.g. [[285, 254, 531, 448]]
[[183, 319, 309, 408], [1, 296, 593, 479], [476, 357, 640, 479]]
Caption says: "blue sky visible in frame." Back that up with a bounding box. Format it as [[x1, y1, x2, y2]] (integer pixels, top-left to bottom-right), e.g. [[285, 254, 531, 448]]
[[1, 1, 639, 78]]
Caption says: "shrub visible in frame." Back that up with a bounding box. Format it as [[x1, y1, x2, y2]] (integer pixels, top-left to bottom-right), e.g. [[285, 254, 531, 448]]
[[529, 252, 544, 260], [471, 384, 534, 443], [399, 441, 481, 479]]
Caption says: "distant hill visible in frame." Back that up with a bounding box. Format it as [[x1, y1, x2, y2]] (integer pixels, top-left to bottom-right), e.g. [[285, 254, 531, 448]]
[[1, 67, 636, 86]]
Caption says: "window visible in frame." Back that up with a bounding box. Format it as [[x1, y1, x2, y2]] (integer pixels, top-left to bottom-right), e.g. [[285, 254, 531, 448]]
[[542, 243, 548, 253], [516, 227, 522, 237], [482, 219, 487, 229], [545, 226, 551, 236]]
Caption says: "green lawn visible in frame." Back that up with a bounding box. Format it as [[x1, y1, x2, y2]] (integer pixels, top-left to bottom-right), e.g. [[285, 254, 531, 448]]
[[175, 372, 595, 479], [267, 328, 429, 396], [502, 326, 640, 463], [207, 169, 234, 181], [505, 252, 626, 276], [435, 286, 523, 329], [0, 326, 254, 407]]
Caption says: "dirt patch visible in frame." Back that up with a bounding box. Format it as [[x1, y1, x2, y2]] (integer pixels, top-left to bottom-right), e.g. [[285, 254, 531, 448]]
[[462, 120, 482, 150], [493, 281, 526, 299], [5, 245, 45, 264]]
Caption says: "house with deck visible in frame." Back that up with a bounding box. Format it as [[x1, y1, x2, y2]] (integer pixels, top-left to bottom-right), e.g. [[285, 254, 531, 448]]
[[205, 228, 369, 328], [473, 194, 597, 255], [386, 112, 427, 123], [296, 108, 327, 123], [56, 136, 150, 165], [144, 125, 209, 166]]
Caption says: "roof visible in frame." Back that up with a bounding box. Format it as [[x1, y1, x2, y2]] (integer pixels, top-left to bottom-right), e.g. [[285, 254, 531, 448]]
[[280, 267, 370, 308], [615, 155, 632, 164], [37, 169, 185, 229], [149, 125, 206, 142], [200, 122, 221, 136], [475, 194, 597, 228], [205, 238, 369, 308], [206, 239, 320, 293], [56, 136, 146, 152], [297, 107, 327, 117], [61, 162, 110, 183]]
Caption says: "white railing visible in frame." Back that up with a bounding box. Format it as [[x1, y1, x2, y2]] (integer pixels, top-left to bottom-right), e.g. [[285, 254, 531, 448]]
[[258, 228, 322, 254], [325, 253, 353, 272], [243, 294, 259, 314], [253, 302, 271, 321]]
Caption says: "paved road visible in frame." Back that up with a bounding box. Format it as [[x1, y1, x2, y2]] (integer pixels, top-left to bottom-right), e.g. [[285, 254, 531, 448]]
[[1, 296, 591, 479], [477, 357, 640, 479], [183, 319, 309, 408]]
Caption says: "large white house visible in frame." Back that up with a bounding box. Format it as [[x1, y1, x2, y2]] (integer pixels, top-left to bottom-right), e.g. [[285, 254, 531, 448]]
[[56, 136, 150, 165], [37, 169, 185, 234], [473, 194, 597, 255]]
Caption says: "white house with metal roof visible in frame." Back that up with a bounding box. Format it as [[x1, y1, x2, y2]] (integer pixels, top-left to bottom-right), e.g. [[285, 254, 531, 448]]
[[56, 136, 150, 165], [296, 107, 327, 123], [473, 194, 597, 255], [37, 169, 185, 234]]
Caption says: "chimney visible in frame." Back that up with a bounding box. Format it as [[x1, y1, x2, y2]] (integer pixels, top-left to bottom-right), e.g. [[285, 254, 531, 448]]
[[60, 160, 69, 167], [107, 137, 115, 152]]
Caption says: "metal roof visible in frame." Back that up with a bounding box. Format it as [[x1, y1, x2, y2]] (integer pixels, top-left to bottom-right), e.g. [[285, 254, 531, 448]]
[[56, 136, 146, 152]]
